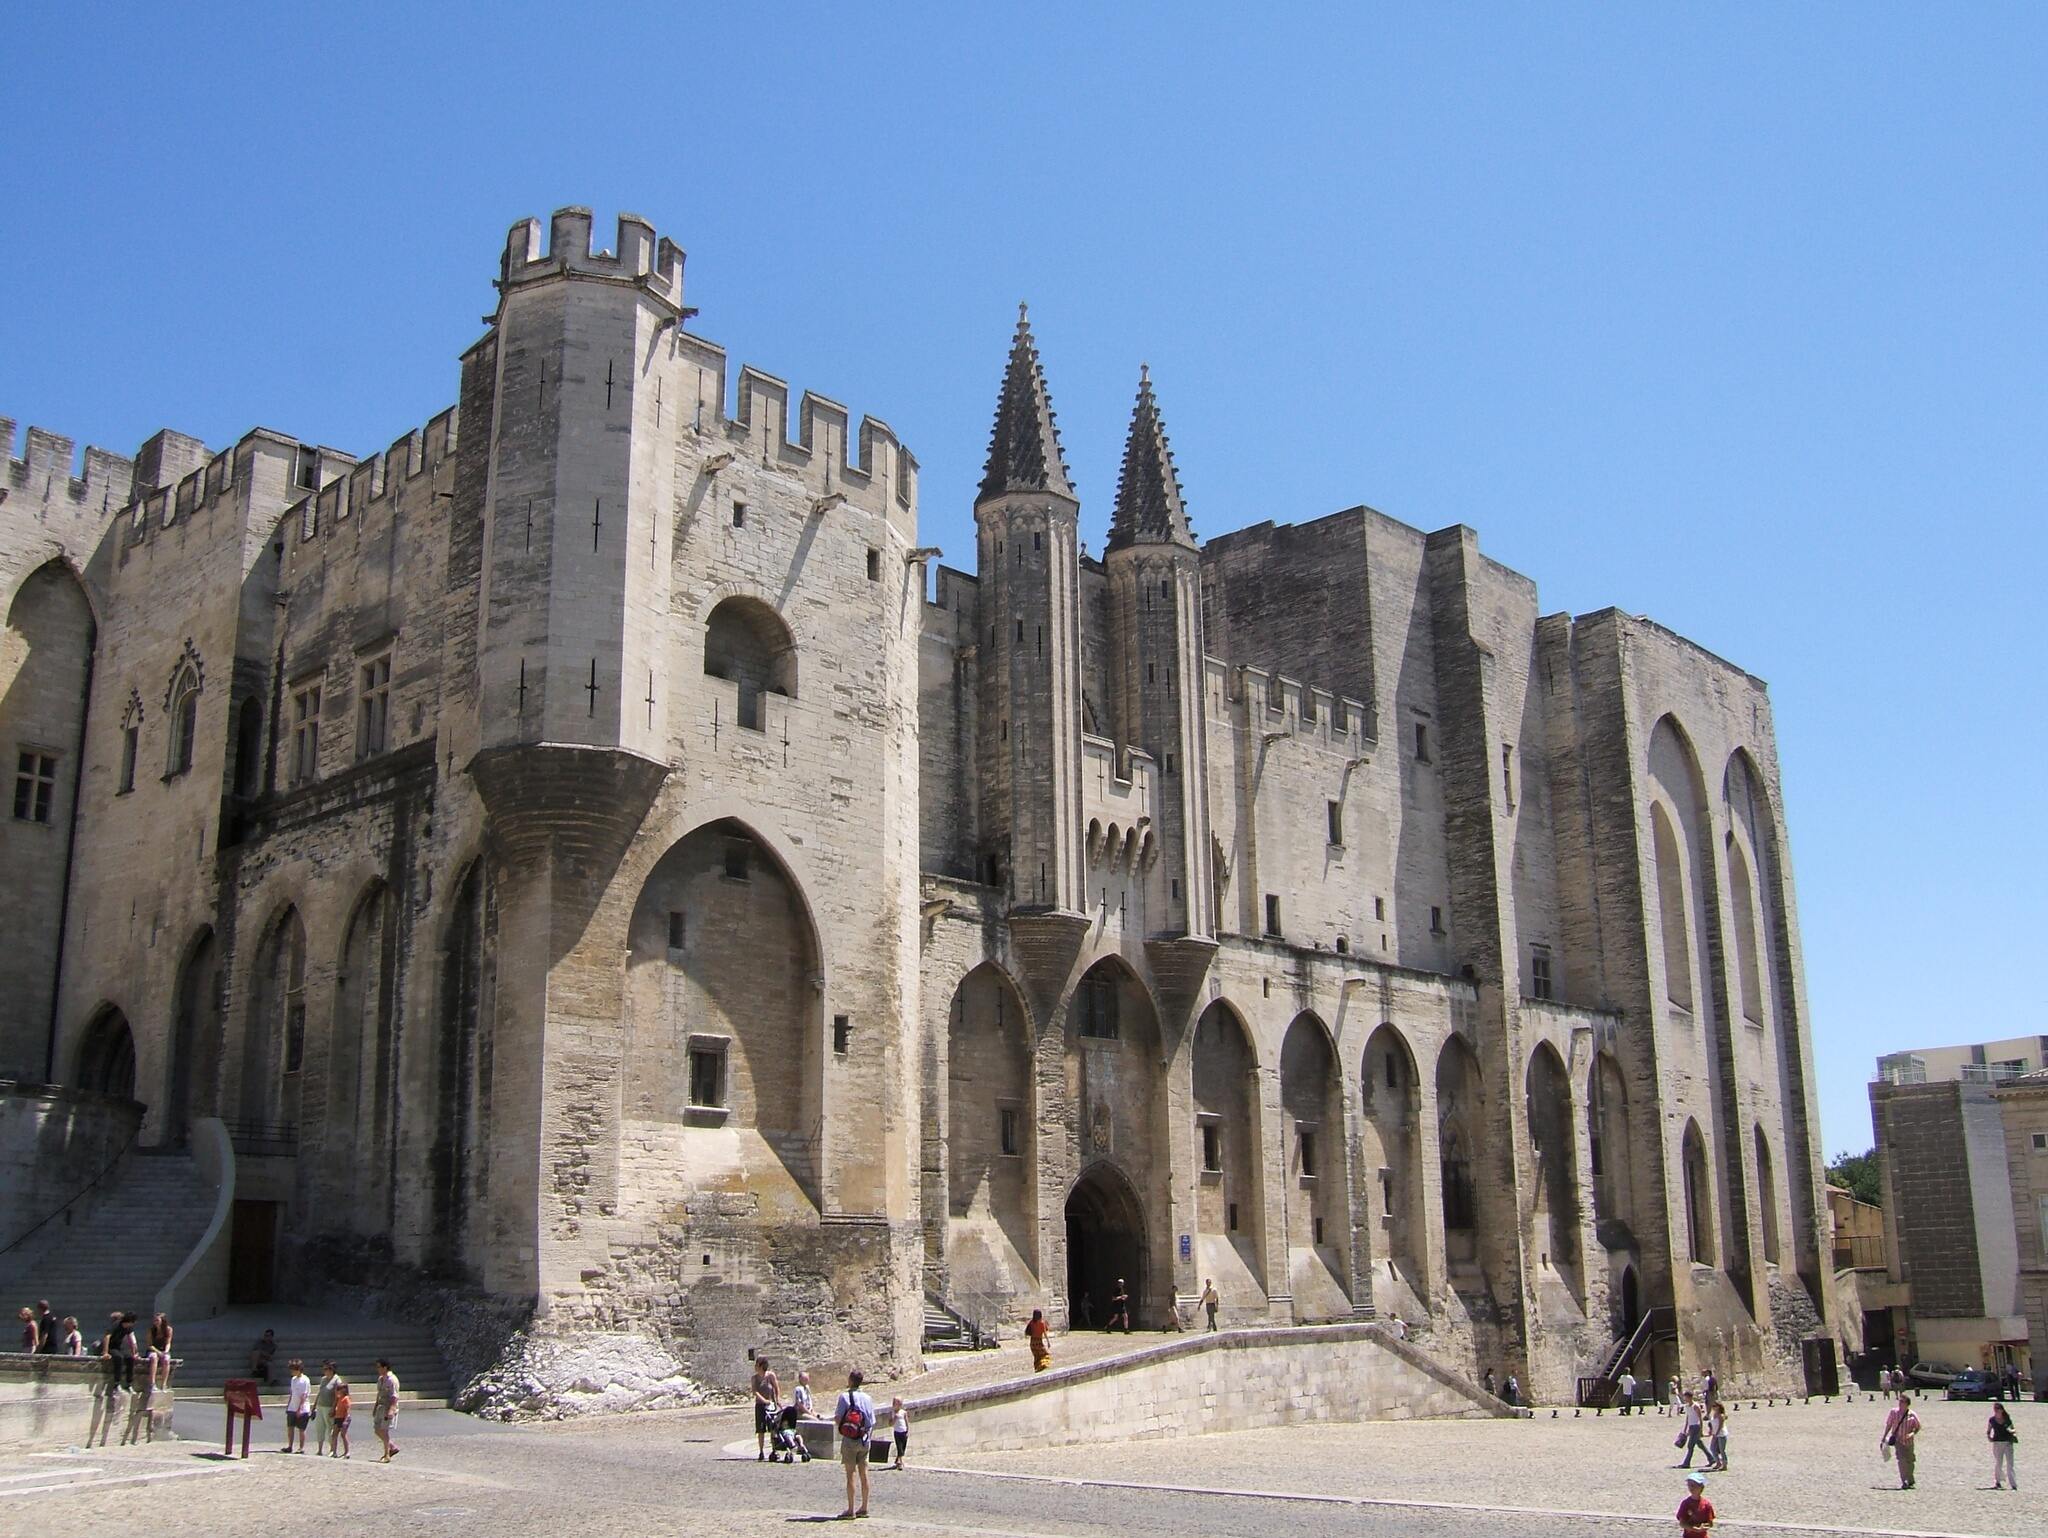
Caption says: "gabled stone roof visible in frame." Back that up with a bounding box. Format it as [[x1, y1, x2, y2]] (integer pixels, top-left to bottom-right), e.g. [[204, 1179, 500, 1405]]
[[977, 305, 1074, 505], [1107, 364, 1195, 552]]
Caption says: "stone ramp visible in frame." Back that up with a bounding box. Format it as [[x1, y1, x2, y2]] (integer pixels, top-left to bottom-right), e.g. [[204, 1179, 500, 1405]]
[[900, 1322, 1516, 1453], [0, 1148, 214, 1329]]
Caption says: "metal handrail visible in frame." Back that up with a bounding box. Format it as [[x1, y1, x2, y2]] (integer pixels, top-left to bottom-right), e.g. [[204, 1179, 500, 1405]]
[[0, 1123, 141, 1260]]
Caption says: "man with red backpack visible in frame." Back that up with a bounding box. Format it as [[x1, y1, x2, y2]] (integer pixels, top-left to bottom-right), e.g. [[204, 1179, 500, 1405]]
[[834, 1368, 878, 1520]]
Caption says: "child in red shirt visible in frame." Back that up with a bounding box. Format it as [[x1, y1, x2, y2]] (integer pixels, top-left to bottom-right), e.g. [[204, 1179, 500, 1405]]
[[1678, 1472, 1715, 1536]]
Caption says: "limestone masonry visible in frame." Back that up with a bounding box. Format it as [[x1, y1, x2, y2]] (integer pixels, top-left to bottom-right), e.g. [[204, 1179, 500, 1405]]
[[0, 208, 1830, 1400]]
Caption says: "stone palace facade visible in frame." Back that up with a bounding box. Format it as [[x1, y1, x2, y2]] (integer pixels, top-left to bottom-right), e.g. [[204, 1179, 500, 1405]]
[[0, 208, 1830, 1397]]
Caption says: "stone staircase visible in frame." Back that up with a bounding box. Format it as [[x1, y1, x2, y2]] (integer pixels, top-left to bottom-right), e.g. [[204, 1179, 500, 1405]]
[[168, 1306, 452, 1403], [922, 1294, 988, 1353], [0, 1149, 215, 1329]]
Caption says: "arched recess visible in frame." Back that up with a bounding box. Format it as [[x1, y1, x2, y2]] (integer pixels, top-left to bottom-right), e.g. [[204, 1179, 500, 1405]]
[[167, 928, 223, 1143], [1436, 1034, 1485, 1280], [333, 882, 399, 1223], [1587, 1049, 1635, 1238], [1681, 1120, 1715, 1266], [1727, 747, 1822, 1306], [1064, 956, 1167, 1325], [1280, 1011, 1350, 1317], [1754, 1123, 1781, 1266], [1726, 838, 1764, 1026], [75, 1006, 137, 1101], [1066, 1161, 1147, 1331], [431, 860, 497, 1275], [703, 596, 797, 732], [1191, 1000, 1264, 1304], [945, 963, 1035, 1295], [240, 908, 307, 1132], [1361, 1023, 1425, 1307], [623, 820, 821, 1207], [1650, 803, 1693, 1011], [0, 561, 96, 1062], [166, 661, 201, 777], [1525, 1041, 1583, 1296]]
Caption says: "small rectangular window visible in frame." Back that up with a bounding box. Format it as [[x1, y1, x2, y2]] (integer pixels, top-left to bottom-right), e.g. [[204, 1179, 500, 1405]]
[[732, 501, 747, 528], [1164, 752, 1174, 773], [1032, 530, 1041, 551], [1201, 1122, 1222, 1173], [292, 683, 322, 784], [1414, 722, 1431, 763], [999, 1105, 1020, 1156], [1077, 971, 1119, 1039], [866, 548, 880, 582], [13, 750, 57, 824], [1531, 946, 1554, 1001], [1430, 905, 1445, 935], [723, 838, 751, 881], [689, 1045, 726, 1108], [2031, 1132, 2046, 1152], [1313, 1215, 1326, 1246], [1170, 878, 1181, 901], [1299, 1128, 1318, 1179], [1502, 744, 1517, 809], [357, 654, 391, 758], [1160, 579, 1171, 598], [1327, 799, 1343, 845], [294, 447, 317, 490], [1374, 896, 1386, 921], [668, 910, 687, 952], [1227, 1201, 1240, 1232], [118, 725, 138, 795], [1265, 893, 1281, 937], [736, 682, 762, 732], [833, 1014, 851, 1055], [1335, 935, 1349, 955], [1385, 1052, 1399, 1089]]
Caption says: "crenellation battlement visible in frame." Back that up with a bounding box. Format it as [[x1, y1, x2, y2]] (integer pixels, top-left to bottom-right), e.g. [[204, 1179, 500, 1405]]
[[3, 418, 136, 520], [1225, 663, 1370, 746], [721, 365, 915, 516], [274, 404, 459, 565], [500, 206, 686, 312]]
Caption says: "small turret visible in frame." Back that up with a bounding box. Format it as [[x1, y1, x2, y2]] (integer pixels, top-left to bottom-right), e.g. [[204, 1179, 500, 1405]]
[[1106, 364, 1195, 552]]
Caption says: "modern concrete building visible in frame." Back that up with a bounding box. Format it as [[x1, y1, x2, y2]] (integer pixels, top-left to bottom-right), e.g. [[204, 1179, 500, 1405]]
[[2, 207, 1831, 1402]]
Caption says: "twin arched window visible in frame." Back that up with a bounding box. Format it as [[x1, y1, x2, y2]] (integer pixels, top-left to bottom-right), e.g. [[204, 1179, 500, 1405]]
[[167, 665, 201, 777]]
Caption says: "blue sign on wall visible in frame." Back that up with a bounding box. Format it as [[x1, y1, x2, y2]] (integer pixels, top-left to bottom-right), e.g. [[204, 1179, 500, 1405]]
[[1178, 1233, 1192, 1261]]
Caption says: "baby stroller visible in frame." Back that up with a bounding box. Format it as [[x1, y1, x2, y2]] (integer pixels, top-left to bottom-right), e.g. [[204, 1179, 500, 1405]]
[[770, 1404, 811, 1463]]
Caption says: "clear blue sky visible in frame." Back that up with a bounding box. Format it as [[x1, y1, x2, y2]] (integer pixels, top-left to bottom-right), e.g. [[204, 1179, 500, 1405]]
[[6, 4, 2043, 1158]]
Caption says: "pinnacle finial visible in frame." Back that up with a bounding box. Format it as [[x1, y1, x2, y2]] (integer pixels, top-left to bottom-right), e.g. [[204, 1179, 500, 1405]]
[[978, 307, 1074, 504], [1018, 301, 1029, 323], [1107, 363, 1194, 552]]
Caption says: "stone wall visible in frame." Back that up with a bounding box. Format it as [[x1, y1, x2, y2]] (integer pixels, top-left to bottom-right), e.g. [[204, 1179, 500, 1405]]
[[0, 1083, 141, 1253]]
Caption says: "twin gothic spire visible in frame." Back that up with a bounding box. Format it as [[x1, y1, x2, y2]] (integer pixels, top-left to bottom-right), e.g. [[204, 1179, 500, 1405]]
[[977, 308, 1196, 552]]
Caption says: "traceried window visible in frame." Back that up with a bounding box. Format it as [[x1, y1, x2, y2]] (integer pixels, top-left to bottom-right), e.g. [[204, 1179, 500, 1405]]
[[357, 653, 391, 758], [13, 750, 57, 823], [1077, 969, 1119, 1039], [167, 667, 200, 777], [291, 683, 322, 784], [118, 723, 139, 794]]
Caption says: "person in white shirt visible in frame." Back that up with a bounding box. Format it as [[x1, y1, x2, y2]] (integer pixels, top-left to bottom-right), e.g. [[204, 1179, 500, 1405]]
[[1619, 1370, 1638, 1414], [284, 1360, 313, 1453], [889, 1396, 910, 1470], [834, 1369, 878, 1520]]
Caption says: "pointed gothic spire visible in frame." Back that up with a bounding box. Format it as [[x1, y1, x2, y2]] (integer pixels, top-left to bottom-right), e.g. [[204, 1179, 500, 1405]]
[[977, 304, 1075, 505], [1107, 363, 1195, 551]]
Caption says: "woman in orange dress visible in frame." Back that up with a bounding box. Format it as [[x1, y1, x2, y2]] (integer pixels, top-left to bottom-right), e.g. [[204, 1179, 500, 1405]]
[[1026, 1309, 1052, 1372]]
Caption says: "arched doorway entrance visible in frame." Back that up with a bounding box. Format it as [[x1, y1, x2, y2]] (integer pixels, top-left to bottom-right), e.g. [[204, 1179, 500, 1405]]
[[1620, 1264, 1641, 1336], [1066, 1163, 1146, 1330], [76, 1007, 137, 1101]]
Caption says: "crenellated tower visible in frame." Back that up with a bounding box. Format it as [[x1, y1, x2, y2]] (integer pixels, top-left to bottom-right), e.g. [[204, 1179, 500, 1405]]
[[473, 208, 693, 765], [974, 307, 1086, 920], [1104, 366, 1213, 944]]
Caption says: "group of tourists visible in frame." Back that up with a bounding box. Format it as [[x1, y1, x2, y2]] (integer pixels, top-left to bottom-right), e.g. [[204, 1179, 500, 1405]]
[[270, 1354, 405, 1462], [15, 1300, 174, 1446], [1878, 1389, 2023, 1492], [749, 1356, 911, 1520]]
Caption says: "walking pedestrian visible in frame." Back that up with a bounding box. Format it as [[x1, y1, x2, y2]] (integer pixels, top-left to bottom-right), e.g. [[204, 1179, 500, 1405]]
[[16, 1306, 38, 1352], [1667, 1375, 1681, 1414], [752, 1355, 782, 1461], [1619, 1370, 1638, 1414], [1200, 1279, 1220, 1332], [1881, 1392, 1921, 1490], [373, 1357, 401, 1462], [314, 1360, 340, 1455], [1705, 1400, 1728, 1471], [1677, 1472, 1714, 1536], [284, 1360, 312, 1452], [330, 1378, 353, 1458], [1878, 1365, 1892, 1394], [1701, 1368, 1717, 1405], [1988, 1400, 2018, 1489], [1109, 1278, 1131, 1333], [834, 1368, 877, 1520], [889, 1396, 910, 1469], [34, 1300, 59, 1354], [1483, 1369, 1496, 1398], [1074, 1292, 1094, 1329], [59, 1316, 82, 1355], [1676, 1392, 1707, 1467], [1504, 1373, 1521, 1408], [1026, 1309, 1052, 1372]]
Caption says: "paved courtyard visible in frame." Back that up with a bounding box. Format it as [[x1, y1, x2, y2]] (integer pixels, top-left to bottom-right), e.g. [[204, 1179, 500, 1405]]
[[2, 1392, 2038, 1538]]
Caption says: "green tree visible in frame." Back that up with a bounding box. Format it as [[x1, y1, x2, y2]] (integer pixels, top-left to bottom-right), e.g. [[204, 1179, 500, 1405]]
[[1827, 1147, 1881, 1206]]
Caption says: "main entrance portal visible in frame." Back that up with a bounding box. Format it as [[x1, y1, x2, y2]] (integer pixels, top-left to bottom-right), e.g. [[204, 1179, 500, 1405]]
[[1065, 1164, 1146, 1330]]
